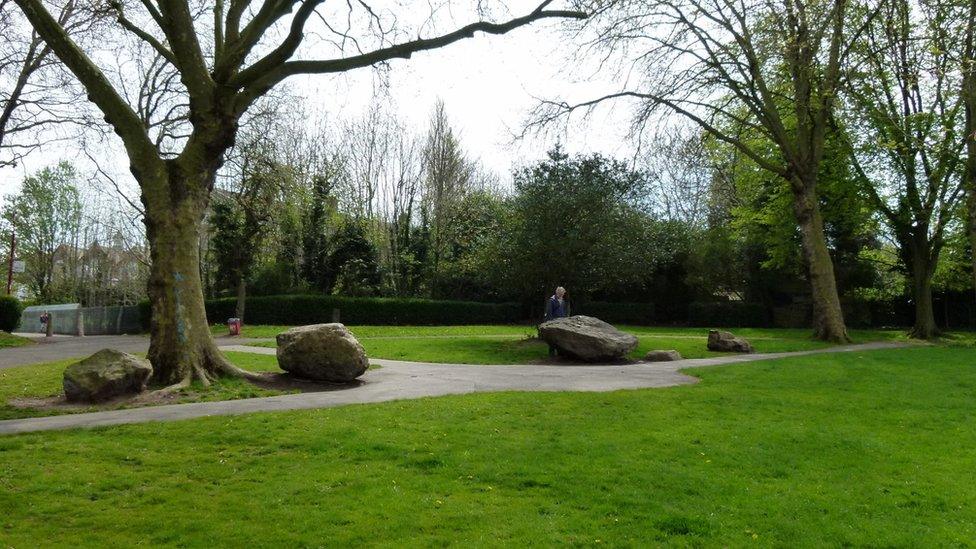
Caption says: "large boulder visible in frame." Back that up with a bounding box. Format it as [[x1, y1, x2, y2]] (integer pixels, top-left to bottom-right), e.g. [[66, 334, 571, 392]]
[[707, 330, 754, 353], [644, 350, 683, 362], [276, 323, 368, 382], [63, 349, 153, 403], [538, 315, 638, 362]]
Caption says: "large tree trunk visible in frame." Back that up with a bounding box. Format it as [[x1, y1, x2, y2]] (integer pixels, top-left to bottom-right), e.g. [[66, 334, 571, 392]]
[[143, 176, 253, 386], [906, 240, 939, 340], [792, 179, 850, 343]]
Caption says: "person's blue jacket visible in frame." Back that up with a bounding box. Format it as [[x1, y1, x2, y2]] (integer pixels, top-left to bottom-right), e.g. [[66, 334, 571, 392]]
[[544, 295, 569, 321]]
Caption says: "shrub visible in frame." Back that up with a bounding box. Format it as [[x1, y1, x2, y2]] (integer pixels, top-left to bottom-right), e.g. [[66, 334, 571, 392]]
[[204, 295, 524, 326], [0, 295, 23, 332], [688, 301, 769, 328]]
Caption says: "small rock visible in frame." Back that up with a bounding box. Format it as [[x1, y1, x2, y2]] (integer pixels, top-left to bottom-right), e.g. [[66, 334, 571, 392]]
[[538, 315, 638, 362], [63, 349, 153, 403], [276, 323, 368, 382], [707, 330, 754, 353], [644, 350, 682, 362]]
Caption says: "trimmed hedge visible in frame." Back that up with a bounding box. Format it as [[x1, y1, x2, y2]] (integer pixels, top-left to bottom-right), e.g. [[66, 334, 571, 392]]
[[574, 301, 655, 325], [140, 295, 526, 327], [688, 301, 769, 328], [0, 295, 23, 332]]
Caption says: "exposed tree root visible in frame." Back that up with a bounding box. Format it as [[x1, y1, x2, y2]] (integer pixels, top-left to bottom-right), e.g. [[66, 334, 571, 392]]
[[206, 346, 266, 381], [149, 377, 192, 396]]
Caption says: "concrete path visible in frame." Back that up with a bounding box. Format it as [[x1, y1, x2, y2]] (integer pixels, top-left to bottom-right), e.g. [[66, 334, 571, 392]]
[[0, 334, 271, 370], [0, 341, 908, 435]]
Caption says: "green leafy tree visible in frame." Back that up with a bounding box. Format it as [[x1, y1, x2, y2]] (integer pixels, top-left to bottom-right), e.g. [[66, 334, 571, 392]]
[[210, 145, 285, 322], [842, 0, 967, 338], [2, 162, 81, 302], [302, 174, 340, 293], [329, 220, 381, 296], [497, 147, 656, 306], [544, 0, 877, 341]]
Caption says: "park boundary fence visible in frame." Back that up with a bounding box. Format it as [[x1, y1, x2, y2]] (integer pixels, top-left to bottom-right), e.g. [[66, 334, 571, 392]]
[[19, 304, 142, 335]]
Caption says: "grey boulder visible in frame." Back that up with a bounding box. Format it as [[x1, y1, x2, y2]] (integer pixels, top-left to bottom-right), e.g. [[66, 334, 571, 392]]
[[277, 323, 368, 382], [538, 315, 638, 362], [707, 330, 754, 353], [63, 349, 153, 403], [644, 349, 683, 362]]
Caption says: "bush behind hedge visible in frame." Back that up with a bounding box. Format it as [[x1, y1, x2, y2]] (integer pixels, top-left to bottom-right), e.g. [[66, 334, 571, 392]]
[[0, 295, 23, 332]]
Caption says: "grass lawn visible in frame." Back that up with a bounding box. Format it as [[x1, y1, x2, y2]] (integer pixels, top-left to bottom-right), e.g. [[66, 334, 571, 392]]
[[0, 332, 32, 348], [0, 352, 288, 421], [227, 324, 910, 363], [1, 345, 973, 545]]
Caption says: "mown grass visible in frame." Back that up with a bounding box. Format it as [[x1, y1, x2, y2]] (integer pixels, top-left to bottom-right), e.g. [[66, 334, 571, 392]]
[[0, 352, 287, 421], [236, 324, 909, 363], [1, 346, 974, 545], [0, 332, 32, 348]]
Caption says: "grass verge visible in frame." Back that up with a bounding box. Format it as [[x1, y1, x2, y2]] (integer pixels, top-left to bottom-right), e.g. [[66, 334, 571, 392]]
[[0, 346, 973, 545], [0, 332, 32, 348]]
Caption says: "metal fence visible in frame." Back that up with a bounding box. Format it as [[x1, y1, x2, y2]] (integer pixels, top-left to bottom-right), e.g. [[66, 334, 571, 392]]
[[19, 304, 142, 335]]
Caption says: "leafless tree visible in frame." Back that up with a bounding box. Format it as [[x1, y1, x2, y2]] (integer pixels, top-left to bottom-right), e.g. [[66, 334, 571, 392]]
[[12, 0, 585, 385], [642, 128, 713, 227], [0, 0, 95, 167]]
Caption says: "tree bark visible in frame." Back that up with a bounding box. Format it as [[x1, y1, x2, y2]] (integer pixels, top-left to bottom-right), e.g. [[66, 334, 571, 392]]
[[902, 235, 939, 339], [792, 178, 849, 343], [235, 274, 246, 322], [143, 171, 253, 386]]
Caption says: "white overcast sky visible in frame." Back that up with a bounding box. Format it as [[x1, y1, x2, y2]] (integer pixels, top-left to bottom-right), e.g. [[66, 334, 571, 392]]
[[0, 17, 638, 201]]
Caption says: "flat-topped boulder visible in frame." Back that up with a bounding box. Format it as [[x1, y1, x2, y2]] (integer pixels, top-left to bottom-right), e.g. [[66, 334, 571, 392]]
[[276, 323, 368, 383], [63, 349, 153, 403], [538, 315, 638, 362], [707, 330, 754, 353]]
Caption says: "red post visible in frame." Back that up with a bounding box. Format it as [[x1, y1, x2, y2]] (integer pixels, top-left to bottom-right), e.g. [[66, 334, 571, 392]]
[[5, 232, 14, 296]]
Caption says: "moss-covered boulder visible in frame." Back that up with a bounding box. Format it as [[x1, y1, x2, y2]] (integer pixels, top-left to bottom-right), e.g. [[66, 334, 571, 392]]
[[276, 323, 368, 383], [63, 349, 153, 403]]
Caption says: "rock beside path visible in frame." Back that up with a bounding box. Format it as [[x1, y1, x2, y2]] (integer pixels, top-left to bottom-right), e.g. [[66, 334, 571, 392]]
[[707, 330, 754, 353], [644, 350, 682, 362], [538, 315, 638, 362], [276, 323, 368, 382], [63, 349, 153, 403]]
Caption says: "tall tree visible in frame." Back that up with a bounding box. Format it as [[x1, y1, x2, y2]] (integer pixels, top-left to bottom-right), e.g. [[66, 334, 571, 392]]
[[210, 137, 284, 322], [537, 0, 874, 342], [421, 99, 471, 297], [964, 0, 976, 304], [12, 0, 585, 386], [842, 0, 966, 339]]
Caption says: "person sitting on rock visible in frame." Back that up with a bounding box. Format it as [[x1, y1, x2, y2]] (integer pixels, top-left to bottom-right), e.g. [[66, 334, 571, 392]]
[[544, 286, 569, 356]]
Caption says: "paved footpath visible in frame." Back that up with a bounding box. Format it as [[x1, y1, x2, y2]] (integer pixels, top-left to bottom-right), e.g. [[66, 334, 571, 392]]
[[0, 341, 908, 435], [0, 334, 271, 370]]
